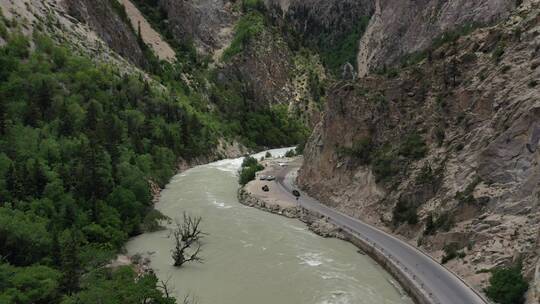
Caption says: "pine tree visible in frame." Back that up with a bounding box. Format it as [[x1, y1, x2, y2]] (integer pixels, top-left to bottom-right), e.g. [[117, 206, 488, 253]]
[[5, 163, 23, 201], [60, 229, 81, 294]]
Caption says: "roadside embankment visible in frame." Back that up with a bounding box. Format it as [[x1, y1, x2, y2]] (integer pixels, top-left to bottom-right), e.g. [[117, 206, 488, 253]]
[[237, 157, 345, 238]]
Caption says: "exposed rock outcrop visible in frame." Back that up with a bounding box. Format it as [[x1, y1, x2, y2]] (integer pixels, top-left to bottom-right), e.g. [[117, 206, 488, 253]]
[[299, 0, 540, 293], [63, 0, 148, 67], [267, 0, 374, 51], [357, 0, 516, 75], [158, 0, 237, 54]]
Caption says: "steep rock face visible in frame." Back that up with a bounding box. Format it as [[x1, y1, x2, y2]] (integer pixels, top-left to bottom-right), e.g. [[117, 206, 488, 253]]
[[267, 0, 374, 49], [299, 1, 540, 292], [63, 0, 147, 67], [219, 28, 294, 109], [158, 0, 237, 54], [357, 0, 516, 75]]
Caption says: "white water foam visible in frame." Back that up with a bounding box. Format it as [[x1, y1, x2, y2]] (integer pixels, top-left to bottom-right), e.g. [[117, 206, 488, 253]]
[[298, 252, 334, 267], [206, 147, 297, 174]]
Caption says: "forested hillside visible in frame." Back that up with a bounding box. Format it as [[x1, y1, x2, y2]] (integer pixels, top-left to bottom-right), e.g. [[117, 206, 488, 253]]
[[0, 0, 314, 300]]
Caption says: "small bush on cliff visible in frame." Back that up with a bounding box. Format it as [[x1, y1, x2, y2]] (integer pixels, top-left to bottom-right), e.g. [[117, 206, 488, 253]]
[[222, 12, 265, 61], [441, 242, 465, 264], [485, 262, 529, 304], [242, 0, 265, 13], [338, 136, 373, 165], [392, 199, 419, 226], [399, 133, 427, 160], [424, 212, 454, 236], [239, 156, 264, 185]]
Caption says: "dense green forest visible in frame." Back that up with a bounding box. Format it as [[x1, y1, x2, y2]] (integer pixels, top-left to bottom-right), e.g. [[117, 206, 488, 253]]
[[0, 31, 211, 302], [0, 0, 307, 300], [0, 6, 307, 299]]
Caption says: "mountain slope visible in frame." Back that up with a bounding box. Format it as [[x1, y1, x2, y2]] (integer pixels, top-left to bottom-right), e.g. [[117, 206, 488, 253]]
[[298, 1, 540, 302]]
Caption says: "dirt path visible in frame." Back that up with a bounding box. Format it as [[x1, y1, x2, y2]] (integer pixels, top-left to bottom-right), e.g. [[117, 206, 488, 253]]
[[120, 0, 175, 62]]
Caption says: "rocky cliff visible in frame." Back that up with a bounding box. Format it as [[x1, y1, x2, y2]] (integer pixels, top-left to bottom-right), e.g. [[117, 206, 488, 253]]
[[157, 0, 237, 54], [63, 0, 148, 67], [299, 0, 540, 298], [357, 0, 517, 76]]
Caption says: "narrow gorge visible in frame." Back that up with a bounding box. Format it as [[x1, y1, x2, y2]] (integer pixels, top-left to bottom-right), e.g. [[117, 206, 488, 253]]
[[0, 0, 537, 303]]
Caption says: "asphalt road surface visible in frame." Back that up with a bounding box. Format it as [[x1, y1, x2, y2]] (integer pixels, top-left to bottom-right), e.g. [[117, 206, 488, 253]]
[[274, 166, 489, 304]]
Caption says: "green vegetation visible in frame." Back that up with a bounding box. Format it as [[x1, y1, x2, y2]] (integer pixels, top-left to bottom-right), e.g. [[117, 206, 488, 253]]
[[241, 0, 266, 13], [130, 0, 198, 65], [485, 262, 529, 304], [210, 75, 309, 148], [62, 266, 174, 304], [0, 32, 230, 302], [398, 133, 428, 160], [284, 149, 297, 158], [392, 199, 419, 225], [371, 145, 401, 183], [441, 242, 466, 264], [415, 164, 435, 185], [238, 156, 264, 185], [338, 136, 422, 184], [222, 12, 265, 61], [424, 212, 454, 235], [338, 136, 373, 165], [400, 23, 480, 68], [318, 16, 370, 74]]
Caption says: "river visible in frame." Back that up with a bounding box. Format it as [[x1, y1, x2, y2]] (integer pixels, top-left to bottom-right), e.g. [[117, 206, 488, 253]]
[[126, 148, 413, 304]]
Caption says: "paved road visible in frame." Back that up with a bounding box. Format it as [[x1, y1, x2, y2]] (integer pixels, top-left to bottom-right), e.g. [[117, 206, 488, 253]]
[[274, 166, 489, 304]]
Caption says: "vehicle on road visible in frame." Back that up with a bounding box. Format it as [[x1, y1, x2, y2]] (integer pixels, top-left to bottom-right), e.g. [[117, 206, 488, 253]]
[[266, 175, 276, 181], [259, 175, 267, 180]]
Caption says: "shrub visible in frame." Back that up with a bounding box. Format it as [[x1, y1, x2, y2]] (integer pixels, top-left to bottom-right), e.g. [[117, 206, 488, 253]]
[[239, 156, 264, 185], [372, 152, 398, 182], [441, 242, 465, 264], [222, 12, 264, 61], [241, 156, 259, 168], [393, 199, 419, 225], [485, 262, 529, 304], [434, 126, 445, 146], [242, 0, 265, 13], [424, 212, 454, 235], [141, 209, 169, 232], [265, 151, 272, 158], [318, 16, 370, 74], [338, 136, 373, 164], [416, 164, 434, 185], [399, 133, 427, 160], [284, 149, 296, 158]]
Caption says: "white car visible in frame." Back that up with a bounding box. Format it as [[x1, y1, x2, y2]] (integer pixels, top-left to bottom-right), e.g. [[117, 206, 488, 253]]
[[259, 175, 267, 181], [266, 176, 276, 181]]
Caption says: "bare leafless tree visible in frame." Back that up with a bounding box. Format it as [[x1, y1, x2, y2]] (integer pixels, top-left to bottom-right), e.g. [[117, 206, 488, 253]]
[[157, 276, 198, 304], [157, 276, 175, 298], [171, 212, 205, 267]]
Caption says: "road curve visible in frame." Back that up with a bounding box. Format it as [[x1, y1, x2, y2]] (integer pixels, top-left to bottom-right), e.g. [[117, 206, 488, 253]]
[[274, 166, 489, 304]]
